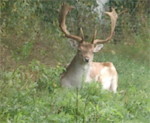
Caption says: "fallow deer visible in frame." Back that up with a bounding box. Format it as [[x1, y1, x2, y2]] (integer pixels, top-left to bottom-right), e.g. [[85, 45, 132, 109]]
[[59, 3, 118, 93]]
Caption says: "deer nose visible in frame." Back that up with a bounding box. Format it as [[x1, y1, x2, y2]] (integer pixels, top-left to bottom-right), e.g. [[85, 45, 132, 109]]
[[84, 57, 89, 63]]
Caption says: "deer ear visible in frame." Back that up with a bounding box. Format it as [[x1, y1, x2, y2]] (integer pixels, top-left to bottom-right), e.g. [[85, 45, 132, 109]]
[[93, 44, 103, 52], [68, 38, 79, 49]]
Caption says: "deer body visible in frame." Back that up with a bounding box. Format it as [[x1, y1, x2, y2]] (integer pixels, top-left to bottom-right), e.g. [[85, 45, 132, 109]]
[[59, 3, 118, 93], [87, 62, 118, 92], [61, 61, 118, 92]]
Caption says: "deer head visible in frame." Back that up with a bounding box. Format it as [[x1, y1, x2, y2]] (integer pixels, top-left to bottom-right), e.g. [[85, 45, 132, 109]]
[[59, 3, 118, 65]]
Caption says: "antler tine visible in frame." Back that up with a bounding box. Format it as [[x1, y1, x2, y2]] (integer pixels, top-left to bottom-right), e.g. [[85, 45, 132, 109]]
[[80, 28, 84, 41], [92, 8, 118, 44], [59, 3, 82, 42], [91, 30, 97, 44]]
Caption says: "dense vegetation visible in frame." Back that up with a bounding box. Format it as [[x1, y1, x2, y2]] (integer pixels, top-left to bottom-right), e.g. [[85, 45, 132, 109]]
[[0, 0, 150, 122]]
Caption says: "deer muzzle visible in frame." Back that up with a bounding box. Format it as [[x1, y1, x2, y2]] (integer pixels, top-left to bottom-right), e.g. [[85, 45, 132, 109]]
[[84, 57, 90, 63]]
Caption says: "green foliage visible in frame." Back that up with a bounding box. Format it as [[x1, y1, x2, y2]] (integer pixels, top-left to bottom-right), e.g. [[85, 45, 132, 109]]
[[0, 1, 150, 122], [11, 41, 34, 61], [0, 56, 150, 122]]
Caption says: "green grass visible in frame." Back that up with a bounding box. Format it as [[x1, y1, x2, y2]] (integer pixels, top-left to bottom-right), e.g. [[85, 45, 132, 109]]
[[1, 1, 149, 122], [0, 52, 150, 122]]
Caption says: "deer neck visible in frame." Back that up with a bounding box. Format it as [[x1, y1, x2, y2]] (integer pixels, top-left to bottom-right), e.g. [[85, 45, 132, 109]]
[[64, 54, 91, 86]]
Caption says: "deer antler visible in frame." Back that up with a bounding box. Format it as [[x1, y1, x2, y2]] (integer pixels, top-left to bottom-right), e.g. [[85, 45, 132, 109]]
[[59, 3, 83, 42], [92, 8, 118, 44]]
